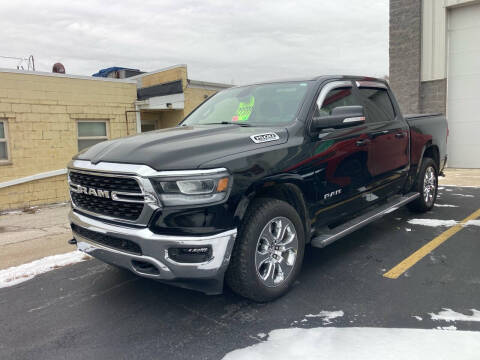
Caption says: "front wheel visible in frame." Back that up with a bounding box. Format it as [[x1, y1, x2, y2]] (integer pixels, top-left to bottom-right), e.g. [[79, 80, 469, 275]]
[[226, 198, 305, 302], [408, 157, 438, 212]]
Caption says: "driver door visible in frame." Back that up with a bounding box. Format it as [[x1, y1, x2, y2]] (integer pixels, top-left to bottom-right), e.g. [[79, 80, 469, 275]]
[[309, 81, 377, 227]]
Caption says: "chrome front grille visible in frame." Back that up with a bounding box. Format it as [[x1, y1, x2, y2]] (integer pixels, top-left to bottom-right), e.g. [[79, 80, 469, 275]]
[[70, 191, 144, 221], [69, 171, 142, 193], [68, 167, 159, 225]]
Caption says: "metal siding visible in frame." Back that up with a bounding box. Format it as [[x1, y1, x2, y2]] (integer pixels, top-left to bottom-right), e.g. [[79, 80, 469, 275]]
[[421, 0, 447, 81], [447, 2, 480, 167]]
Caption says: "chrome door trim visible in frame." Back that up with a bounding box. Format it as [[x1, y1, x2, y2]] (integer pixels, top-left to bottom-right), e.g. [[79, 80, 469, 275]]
[[355, 81, 388, 89], [316, 80, 353, 110]]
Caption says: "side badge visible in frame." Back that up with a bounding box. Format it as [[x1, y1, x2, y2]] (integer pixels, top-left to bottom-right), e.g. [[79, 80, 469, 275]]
[[324, 189, 342, 200], [250, 133, 280, 144]]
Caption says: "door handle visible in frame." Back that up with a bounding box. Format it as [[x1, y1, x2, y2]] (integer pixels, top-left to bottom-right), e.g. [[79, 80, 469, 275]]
[[373, 130, 389, 136], [395, 132, 405, 139], [356, 139, 370, 146]]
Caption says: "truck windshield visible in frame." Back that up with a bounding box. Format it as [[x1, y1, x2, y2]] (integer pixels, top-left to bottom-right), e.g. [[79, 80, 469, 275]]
[[182, 81, 312, 127]]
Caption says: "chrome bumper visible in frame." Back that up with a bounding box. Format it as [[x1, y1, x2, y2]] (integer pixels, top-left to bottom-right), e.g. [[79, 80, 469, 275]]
[[69, 210, 237, 294]]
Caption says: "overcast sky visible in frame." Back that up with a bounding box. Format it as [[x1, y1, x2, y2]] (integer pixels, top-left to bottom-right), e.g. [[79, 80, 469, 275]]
[[0, 0, 388, 85]]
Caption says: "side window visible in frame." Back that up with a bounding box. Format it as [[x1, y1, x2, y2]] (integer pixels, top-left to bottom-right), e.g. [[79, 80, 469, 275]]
[[0, 119, 10, 163], [77, 120, 109, 151], [358, 88, 395, 123], [317, 87, 362, 116]]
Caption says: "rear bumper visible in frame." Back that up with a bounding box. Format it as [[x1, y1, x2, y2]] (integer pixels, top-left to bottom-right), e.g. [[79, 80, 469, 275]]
[[69, 210, 237, 294]]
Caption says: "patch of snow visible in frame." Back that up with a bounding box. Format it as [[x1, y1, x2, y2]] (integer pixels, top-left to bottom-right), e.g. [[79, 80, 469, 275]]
[[305, 310, 344, 324], [436, 326, 457, 331], [445, 189, 452, 192], [407, 219, 457, 227], [438, 187, 445, 190], [452, 194, 474, 198], [413, 316, 422, 321], [222, 327, 480, 360], [0, 209, 23, 215], [430, 308, 480, 323], [405, 228, 412, 232], [0, 251, 90, 288], [465, 220, 480, 227], [434, 204, 458, 208], [257, 333, 267, 339]]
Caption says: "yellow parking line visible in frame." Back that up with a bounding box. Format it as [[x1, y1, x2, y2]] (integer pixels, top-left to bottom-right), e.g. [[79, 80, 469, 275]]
[[383, 208, 480, 279]]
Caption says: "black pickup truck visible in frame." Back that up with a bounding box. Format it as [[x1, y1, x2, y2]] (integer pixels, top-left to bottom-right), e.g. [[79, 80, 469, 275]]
[[68, 76, 448, 301]]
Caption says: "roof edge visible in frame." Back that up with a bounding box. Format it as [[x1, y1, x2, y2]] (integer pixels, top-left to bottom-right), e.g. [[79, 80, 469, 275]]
[[187, 79, 232, 90], [128, 64, 188, 80], [0, 68, 136, 83]]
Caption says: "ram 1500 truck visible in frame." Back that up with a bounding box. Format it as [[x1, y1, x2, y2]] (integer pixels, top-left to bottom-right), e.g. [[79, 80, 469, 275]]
[[68, 76, 447, 301]]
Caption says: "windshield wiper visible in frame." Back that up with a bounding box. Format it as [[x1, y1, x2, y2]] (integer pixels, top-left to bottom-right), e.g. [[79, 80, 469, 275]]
[[201, 121, 252, 127]]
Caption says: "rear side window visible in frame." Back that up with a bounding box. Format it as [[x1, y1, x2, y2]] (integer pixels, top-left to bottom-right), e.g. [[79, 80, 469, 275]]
[[358, 88, 395, 123], [317, 88, 362, 116]]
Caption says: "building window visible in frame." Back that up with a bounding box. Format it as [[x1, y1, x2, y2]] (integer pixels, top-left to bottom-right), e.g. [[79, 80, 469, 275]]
[[77, 120, 109, 151], [0, 120, 10, 162]]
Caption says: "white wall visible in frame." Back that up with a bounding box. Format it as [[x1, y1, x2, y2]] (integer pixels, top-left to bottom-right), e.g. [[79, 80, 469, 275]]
[[421, 0, 480, 81]]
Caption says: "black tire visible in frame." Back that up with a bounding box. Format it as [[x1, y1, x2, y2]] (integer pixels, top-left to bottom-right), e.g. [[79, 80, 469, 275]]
[[408, 157, 438, 213], [225, 198, 305, 302]]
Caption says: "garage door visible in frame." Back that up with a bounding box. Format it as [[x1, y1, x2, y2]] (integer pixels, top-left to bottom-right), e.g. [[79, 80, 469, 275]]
[[447, 4, 480, 168]]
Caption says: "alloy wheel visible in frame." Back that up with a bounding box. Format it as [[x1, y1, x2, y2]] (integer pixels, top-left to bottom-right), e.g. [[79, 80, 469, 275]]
[[254, 217, 298, 287], [423, 166, 437, 206]]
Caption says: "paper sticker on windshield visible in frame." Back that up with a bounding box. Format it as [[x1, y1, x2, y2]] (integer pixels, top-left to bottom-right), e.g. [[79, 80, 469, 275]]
[[233, 96, 255, 122], [250, 132, 280, 144]]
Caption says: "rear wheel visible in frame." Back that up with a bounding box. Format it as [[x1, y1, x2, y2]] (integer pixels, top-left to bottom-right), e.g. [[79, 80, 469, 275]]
[[408, 157, 438, 212], [226, 198, 305, 302]]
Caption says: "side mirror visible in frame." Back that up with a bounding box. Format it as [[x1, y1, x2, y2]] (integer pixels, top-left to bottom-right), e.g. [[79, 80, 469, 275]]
[[313, 105, 365, 130]]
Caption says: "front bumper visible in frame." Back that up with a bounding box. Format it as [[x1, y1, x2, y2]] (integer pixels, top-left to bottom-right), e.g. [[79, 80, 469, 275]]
[[69, 210, 237, 294]]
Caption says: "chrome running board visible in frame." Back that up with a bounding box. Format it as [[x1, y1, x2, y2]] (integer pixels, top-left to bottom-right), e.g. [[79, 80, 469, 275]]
[[311, 192, 420, 248]]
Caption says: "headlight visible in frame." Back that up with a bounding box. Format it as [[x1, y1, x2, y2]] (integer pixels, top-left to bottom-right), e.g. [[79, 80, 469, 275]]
[[149, 169, 231, 206]]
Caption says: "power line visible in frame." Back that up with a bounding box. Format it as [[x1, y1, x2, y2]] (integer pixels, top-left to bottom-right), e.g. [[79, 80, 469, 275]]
[[0, 54, 35, 71]]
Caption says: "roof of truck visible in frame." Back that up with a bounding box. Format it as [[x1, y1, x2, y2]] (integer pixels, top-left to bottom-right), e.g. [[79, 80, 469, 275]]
[[236, 75, 388, 87]]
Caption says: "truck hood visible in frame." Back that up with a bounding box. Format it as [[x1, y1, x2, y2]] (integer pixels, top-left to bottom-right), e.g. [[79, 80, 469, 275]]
[[74, 125, 288, 170]]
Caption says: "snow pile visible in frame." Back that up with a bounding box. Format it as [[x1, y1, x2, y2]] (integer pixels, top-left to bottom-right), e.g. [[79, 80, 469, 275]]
[[0, 251, 90, 288], [407, 219, 457, 227], [430, 309, 480, 323], [304, 310, 344, 324], [464, 220, 480, 226], [223, 327, 480, 360], [407, 219, 480, 228], [436, 326, 457, 331], [452, 193, 474, 198]]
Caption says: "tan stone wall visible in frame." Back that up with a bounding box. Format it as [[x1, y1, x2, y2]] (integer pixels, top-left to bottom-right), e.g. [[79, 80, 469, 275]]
[[0, 174, 69, 211], [183, 87, 217, 116], [159, 110, 185, 128], [141, 110, 186, 129], [0, 71, 137, 211], [140, 66, 188, 88]]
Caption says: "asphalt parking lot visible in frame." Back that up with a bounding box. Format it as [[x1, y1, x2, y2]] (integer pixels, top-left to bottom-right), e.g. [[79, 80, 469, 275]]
[[1, 185, 479, 359]]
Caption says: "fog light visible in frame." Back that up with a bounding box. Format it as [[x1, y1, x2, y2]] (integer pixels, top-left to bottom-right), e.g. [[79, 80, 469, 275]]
[[168, 246, 212, 263]]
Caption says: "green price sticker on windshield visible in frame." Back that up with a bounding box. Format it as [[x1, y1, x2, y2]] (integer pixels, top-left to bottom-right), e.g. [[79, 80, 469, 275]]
[[233, 96, 255, 122]]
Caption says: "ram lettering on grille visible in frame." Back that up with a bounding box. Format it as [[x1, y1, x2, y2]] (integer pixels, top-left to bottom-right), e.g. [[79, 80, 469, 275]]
[[72, 185, 110, 199]]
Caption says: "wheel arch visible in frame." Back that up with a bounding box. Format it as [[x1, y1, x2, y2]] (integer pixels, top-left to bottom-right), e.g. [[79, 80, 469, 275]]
[[234, 180, 311, 243], [422, 144, 440, 170]]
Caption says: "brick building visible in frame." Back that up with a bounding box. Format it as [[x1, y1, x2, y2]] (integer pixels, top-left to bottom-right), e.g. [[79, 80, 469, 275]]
[[0, 65, 230, 211], [390, 0, 480, 168]]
